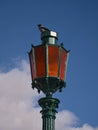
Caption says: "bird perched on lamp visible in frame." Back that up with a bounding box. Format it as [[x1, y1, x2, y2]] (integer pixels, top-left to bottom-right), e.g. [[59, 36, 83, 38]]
[[38, 24, 50, 32]]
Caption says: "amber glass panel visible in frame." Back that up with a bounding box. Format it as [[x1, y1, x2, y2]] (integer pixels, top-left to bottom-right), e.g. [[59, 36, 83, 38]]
[[60, 49, 67, 80], [48, 46, 59, 77], [34, 46, 46, 77], [29, 51, 35, 80]]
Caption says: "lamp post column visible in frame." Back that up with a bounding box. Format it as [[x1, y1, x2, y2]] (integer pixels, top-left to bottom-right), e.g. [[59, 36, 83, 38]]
[[38, 97, 60, 130]]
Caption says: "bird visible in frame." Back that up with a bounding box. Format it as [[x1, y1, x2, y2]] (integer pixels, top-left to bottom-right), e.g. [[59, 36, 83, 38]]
[[38, 24, 50, 32]]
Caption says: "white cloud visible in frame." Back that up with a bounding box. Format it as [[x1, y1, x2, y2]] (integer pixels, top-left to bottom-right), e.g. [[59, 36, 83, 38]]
[[56, 110, 78, 130], [0, 60, 98, 130], [56, 110, 98, 130]]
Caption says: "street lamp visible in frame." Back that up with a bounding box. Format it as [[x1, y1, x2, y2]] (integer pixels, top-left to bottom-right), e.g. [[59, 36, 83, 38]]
[[29, 25, 69, 130]]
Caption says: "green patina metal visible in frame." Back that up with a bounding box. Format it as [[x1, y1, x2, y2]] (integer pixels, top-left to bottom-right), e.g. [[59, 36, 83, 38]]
[[39, 97, 60, 130], [41, 31, 58, 45], [32, 77, 66, 96]]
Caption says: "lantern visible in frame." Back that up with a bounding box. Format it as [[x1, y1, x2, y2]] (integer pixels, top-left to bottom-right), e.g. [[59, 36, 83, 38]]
[[29, 30, 69, 96]]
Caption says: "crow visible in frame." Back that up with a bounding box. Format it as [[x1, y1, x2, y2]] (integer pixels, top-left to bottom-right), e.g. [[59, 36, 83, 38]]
[[38, 24, 50, 32]]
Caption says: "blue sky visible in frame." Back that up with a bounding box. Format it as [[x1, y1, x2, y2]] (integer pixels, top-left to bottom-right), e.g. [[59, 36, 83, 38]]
[[0, 0, 98, 129]]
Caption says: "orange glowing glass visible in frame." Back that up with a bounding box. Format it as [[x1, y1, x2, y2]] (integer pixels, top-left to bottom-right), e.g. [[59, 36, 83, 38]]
[[60, 49, 68, 80], [34, 46, 46, 77], [29, 50, 35, 80], [48, 46, 59, 77]]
